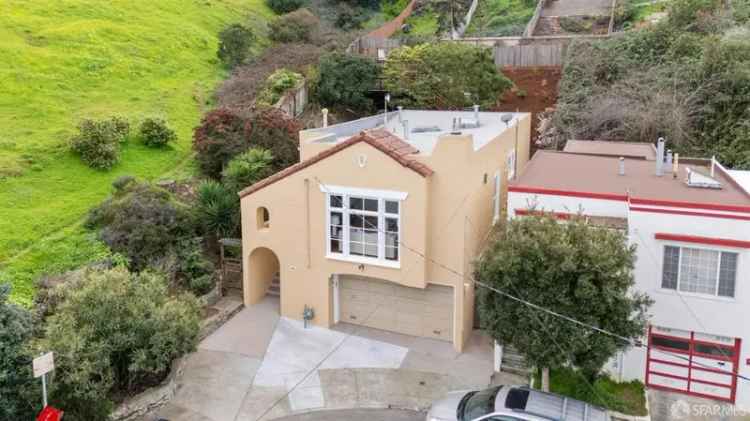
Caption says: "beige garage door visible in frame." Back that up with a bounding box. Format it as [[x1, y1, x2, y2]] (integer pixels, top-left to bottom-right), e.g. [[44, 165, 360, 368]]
[[339, 275, 454, 342]]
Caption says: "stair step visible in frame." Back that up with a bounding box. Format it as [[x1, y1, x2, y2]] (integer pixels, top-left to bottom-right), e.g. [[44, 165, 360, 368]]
[[503, 366, 533, 376], [266, 289, 280, 297]]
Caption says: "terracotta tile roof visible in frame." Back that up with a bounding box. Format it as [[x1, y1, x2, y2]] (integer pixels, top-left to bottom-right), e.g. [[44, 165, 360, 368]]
[[239, 129, 433, 198]]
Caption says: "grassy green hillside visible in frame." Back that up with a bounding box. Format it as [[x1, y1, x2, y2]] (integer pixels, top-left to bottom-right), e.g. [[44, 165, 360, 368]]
[[0, 0, 273, 304]]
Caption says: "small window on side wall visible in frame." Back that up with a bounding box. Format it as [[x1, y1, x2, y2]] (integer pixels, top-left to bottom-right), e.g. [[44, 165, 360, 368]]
[[257, 207, 270, 229]]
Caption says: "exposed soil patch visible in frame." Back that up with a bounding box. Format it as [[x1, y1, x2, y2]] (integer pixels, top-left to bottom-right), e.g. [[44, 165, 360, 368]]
[[493, 66, 562, 145]]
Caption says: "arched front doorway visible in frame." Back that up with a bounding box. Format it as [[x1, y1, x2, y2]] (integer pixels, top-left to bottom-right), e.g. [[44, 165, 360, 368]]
[[246, 247, 280, 306]]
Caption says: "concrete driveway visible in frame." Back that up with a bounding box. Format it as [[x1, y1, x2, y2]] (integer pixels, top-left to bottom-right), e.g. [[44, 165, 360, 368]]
[[150, 297, 494, 421]]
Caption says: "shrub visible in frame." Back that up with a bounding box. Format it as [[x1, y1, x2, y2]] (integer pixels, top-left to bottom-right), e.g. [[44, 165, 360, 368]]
[[174, 238, 216, 295], [256, 69, 304, 107], [139, 117, 177, 147], [193, 108, 251, 179], [223, 148, 275, 192], [0, 284, 37, 420], [195, 181, 240, 239], [383, 43, 512, 109], [269, 8, 320, 43], [217, 23, 256, 68], [247, 108, 302, 170], [43, 268, 200, 420], [334, 4, 370, 30], [316, 52, 380, 112], [86, 181, 194, 271], [70, 117, 130, 170], [268, 0, 305, 14]]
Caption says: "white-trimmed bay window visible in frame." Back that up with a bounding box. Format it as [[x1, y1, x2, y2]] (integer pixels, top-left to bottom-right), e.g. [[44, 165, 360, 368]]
[[661, 245, 738, 298], [324, 186, 403, 267]]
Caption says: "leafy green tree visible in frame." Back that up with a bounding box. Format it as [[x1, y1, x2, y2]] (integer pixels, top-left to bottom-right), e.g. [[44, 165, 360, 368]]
[[42, 268, 200, 421], [269, 8, 320, 43], [316, 52, 380, 112], [223, 148, 275, 192], [193, 108, 250, 179], [0, 284, 37, 420], [217, 23, 255, 68], [475, 215, 651, 385], [383, 43, 512, 109]]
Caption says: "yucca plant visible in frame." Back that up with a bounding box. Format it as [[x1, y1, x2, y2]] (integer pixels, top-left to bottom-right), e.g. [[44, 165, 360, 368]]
[[195, 181, 240, 240]]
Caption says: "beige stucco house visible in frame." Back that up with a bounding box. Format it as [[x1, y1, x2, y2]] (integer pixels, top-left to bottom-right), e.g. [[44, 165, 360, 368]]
[[239, 109, 531, 352]]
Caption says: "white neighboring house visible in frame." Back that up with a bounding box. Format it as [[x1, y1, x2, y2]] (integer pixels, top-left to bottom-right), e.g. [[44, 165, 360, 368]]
[[507, 140, 750, 409]]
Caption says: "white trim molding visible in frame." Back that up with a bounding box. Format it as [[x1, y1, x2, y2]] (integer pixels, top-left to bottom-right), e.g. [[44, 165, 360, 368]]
[[319, 184, 409, 201]]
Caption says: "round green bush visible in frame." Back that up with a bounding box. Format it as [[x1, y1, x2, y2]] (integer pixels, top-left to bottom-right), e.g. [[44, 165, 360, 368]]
[[70, 117, 130, 170], [269, 8, 319, 43], [267, 0, 305, 14], [139, 118, 177, 147]]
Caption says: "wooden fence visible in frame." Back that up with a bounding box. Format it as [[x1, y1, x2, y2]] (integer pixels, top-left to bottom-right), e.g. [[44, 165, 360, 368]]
[[494, 42, 566, 67], [274, 81, 307, 118]]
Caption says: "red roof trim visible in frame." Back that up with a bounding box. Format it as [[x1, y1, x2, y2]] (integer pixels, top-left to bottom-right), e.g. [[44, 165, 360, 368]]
[[630, 206, 750, 221], [508, 186, 628, 202], [630, 198, 750, 214], [654, 233, 750, 249]]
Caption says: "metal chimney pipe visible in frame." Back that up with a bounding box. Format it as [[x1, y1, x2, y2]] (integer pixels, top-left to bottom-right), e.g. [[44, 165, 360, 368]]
[[666, 150, 673, 173], [322, 108, 329, 128], [619, 157, 625, 176], [711, 155, 716, 177], [402, 120, 409, 140], [656, 138, 665, 177], [473, 104, 480, 125], [398, 106, 403, 123]]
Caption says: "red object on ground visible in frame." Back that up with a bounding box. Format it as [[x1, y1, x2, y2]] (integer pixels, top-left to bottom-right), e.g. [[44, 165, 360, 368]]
[[37, 406, 63, 421]]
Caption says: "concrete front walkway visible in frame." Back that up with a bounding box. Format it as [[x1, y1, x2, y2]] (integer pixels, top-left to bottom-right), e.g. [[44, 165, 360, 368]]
[[148, 297, 494, 421]]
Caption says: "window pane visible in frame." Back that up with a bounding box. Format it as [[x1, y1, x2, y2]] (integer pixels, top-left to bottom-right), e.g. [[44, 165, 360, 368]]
[[364, 198, 378, 212], [330, 195, 343, 208], [349, 197, 363, 210], [350, 242, 363, 256], [330, 211, 342, 226], [350, 227, 362, 242], [652, 336, 690, 351], [364, 243, 378, 258], [385, 201, 399, 214], [330, 239, 342, 253], [385, 246, 398, 261], [363, 229, 378, 245], [662, 246, 679, 290], [364, 215, 378, 230], [386, 232, 398, 247], [718, 252, 737, 297], [678, 247, 718, 295], [386, 217, 398, 232], [330, 226, 343, 239], [694, 343, 734, 358], [350, 214, 363, 228]]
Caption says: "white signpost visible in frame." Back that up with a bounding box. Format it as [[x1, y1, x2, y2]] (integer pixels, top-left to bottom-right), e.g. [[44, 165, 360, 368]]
[[33, 352, 55, 407]]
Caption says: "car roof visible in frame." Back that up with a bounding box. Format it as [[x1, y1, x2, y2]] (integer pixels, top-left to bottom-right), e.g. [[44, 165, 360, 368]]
[[494, 386, 610, 421]]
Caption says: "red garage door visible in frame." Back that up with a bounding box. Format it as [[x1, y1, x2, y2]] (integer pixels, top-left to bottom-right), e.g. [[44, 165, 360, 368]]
[[646, 326, 742, 403]]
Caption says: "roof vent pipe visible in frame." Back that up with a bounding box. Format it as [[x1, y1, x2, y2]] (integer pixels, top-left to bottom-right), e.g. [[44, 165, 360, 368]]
[[666, 150, 673, 173], [473, 104, 480, 125], [711, 155, 716, 177], [619, 157, 625, 176], [398, 106, 403, 123], [656, 137, 665, 177], [322, 108, 328, 128], [402, 120, 409, 140]]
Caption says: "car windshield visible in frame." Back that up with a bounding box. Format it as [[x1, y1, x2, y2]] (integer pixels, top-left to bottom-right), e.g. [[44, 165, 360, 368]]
[[461, 386, 502, 420]]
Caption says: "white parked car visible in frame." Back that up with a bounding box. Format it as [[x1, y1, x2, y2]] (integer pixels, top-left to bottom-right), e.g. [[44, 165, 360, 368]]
[[426, 385, 610, 421]]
